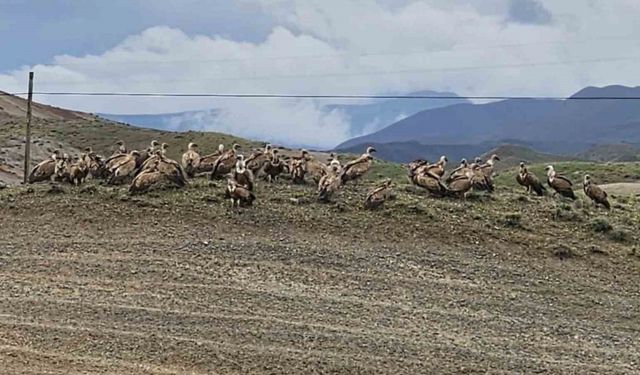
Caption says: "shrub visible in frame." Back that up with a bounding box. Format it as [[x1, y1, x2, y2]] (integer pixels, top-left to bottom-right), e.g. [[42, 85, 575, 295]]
[[590, 218, 612, 233], [608, 229, 631, 243], [501, 213, 523, 228]]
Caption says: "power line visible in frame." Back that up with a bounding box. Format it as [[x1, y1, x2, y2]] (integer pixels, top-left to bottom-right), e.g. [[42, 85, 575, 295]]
[[4, 92, 640, 100]]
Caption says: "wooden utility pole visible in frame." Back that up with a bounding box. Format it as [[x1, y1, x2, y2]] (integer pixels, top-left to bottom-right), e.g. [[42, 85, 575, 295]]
[[23, 71, 34, 184]]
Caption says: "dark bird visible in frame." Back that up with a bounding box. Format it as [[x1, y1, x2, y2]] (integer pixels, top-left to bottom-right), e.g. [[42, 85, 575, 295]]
[[341, 146, 376, 184], [545, 165, 576, 200], [583, 174, 610, 209], [27, 150, 61, 183], [227, 178, 255, 207], [181, 142, 201, 178], [364, 179, 393, 209], [211, 143, 240, 179], [517, 162, 546, 196]]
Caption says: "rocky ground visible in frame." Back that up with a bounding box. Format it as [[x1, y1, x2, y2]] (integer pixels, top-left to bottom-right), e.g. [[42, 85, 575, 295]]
[[0, 173, 638, 374]]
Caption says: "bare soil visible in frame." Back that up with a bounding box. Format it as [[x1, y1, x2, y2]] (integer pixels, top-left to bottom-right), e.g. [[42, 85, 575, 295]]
[[0, 177, 638, 374]]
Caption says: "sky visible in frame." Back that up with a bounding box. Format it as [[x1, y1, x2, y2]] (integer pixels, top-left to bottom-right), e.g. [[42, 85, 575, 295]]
[[1, 0, 640, 148]]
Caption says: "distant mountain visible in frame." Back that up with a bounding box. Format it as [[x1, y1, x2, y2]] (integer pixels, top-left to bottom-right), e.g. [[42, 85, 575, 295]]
[[575, 143, 640, 162], [337, 85, 640, 155], [326, 90, 469, 137]]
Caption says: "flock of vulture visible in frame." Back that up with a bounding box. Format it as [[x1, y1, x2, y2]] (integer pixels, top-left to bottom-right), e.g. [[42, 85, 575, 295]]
[[25, 139, 611, 210]]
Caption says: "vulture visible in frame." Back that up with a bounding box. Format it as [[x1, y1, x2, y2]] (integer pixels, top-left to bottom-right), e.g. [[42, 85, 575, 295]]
[[545, 165, 576, 200], [197, 144, 225, 173], [290, 158, 307, 184], [364, 179, 393, 209], [411, 168, 448, 197], [82, 147, 106, 179], [103, 149, 131, 178], [233, 155, 254, 191], [181, 142, 201, 177], [151, 150, 187, 188], [54, 153, 72, 182], [318, 162, 343, 202], [341, 146, 376, 184], [138, 142, 169, 172], [211, 143, 240, 179], [112, 140, 127, 156], [129, 154, 187, 192], [68, 155, 89, 185], [446, 165, 479, 199], [475, 154, 500, 192], [245, 144, 273, 175], [149, 140, 161, 155], [304, 156, 329, 184], [108, 150, 141, 185], [445, 159, 469, 183], [27, 150, 61, 183], [583, 174, 610, 209], [517, 162, 546, 196], [263, 149, 286, 182], [427, 155, 448, 177], [227, 178, 255, 207], [129, 168, 164, 194], [407, 159, 429, 177]]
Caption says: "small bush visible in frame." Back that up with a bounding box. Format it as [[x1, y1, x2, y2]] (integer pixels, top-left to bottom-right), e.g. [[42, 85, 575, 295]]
[[551, 244, 576, 260], [554, 206, 582, 222], [608, 229, 631, 243], [590, 218, 612, 233], [501, 213, 523, 228]]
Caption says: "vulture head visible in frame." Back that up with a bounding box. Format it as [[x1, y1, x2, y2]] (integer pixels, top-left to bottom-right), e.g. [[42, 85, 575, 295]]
[[188, 142, 198, 150], [583, 174, 592, 185], [84, 147, 93, 153], [459, 158, 468, 167], [151, 140, 160, 147], [545, 165, 555, 177], [366, 146, 377, 155], [474, 157, 482, 164], [236, 155, 246, 172], [115, 140, 125, 146], [218, 144, 225, 152], [232, 143, 241, 151]]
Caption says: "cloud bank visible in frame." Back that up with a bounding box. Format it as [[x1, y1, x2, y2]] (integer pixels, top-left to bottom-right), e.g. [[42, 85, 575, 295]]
[[2, 0, 640, 148]]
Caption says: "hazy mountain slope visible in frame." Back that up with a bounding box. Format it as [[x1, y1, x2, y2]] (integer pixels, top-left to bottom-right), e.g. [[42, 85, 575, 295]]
[[337, 85, 640, 154], [325, 90, 469, 136], [100, 90, 468, 141]]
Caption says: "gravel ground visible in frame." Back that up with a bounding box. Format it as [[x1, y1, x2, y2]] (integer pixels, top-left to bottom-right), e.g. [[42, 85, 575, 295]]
[[0, 179, 638, 374]]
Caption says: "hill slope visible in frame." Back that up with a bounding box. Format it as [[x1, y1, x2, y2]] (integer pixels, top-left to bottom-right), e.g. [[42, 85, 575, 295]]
[[337, 85, 640, 155], [0, 93, 260, 184]]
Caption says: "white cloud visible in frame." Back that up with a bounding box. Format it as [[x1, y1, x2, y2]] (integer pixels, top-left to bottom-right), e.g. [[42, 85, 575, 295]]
[[2, 0, 640, 148]]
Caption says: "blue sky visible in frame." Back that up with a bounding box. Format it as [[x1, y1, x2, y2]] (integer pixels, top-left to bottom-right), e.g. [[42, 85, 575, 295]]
[[1, 0, 639, 147], [0, 0, 274, 71]]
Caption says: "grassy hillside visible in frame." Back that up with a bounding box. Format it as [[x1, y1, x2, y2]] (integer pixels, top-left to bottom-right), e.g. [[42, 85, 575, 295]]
[[494, 161, 640, 188]]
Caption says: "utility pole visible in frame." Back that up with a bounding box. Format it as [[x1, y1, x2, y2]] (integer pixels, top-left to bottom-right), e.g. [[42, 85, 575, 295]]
[[23, 71, 34, 184]]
